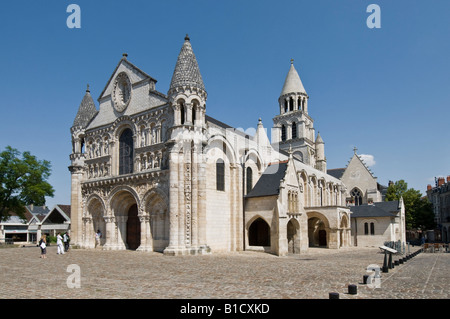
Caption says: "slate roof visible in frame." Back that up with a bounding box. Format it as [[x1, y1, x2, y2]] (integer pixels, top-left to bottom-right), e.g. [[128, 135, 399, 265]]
[[72, 88, 98, 128], [327, 168, 345, 179], [350, 200, 400, 218], [169, 35, 205, 92], [57, 205, 71, 218], [245, 162, 288, 198]]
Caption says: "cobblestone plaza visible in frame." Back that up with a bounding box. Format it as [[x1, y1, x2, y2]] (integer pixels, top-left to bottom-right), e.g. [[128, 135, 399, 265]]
[[0, 246, 448, 300]]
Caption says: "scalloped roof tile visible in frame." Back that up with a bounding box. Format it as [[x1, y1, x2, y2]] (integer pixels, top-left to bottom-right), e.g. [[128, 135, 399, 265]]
[[72, 88, 98, 128], [169, 35, 205, 92]]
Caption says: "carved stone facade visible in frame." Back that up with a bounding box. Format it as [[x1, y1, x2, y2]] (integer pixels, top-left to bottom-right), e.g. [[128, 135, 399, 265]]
[[69, 36, 359, 256]]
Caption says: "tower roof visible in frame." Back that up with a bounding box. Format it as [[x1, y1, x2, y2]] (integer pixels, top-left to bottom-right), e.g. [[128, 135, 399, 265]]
[[280, 60, 307, 96], [169, 35, 205, 92], [315, 132, 324, 144], [72, 85, 98, 128]]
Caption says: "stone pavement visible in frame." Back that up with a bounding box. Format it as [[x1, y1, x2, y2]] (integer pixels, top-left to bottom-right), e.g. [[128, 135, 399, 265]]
[[0, 245, 448, 300]]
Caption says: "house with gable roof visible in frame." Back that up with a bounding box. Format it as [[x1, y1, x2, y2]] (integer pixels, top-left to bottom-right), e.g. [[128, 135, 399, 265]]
[[0, 205, 70, 244]]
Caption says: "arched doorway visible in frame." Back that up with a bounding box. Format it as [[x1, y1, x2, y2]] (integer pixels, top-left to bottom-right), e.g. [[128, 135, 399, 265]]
[[110, 189, 140, 250], [84, 196, 106, 249], [126, 204, 140, 250], [249, 218, 270, 246], [287, 218, 300, 254], [308, 216, 328, 247]]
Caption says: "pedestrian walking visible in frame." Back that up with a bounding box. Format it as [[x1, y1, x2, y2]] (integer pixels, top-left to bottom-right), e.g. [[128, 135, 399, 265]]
[[39, 235, 47, 259], [63, 232, 70, 252], [56, 232, 65, 255], [95, 229, 102, 248]]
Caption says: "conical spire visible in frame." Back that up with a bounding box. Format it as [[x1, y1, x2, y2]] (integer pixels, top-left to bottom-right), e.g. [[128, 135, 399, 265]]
[[169, 35, 205, 92], [315, 132, 324, 144], [72, 85, 98, 128], [280, 60, 306, 96]]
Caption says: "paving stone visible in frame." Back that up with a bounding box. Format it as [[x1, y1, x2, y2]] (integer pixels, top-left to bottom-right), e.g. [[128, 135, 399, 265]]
[[0, 246, 447, 299]]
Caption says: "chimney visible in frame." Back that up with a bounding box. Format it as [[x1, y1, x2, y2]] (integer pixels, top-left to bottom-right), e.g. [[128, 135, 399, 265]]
[[438, 177, 445, 186], [427, 184, 432, 191], [447, 175, 450, 183]]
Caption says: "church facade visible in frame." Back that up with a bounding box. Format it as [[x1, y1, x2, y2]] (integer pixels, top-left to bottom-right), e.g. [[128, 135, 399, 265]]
[[69, 35, 357, 256]]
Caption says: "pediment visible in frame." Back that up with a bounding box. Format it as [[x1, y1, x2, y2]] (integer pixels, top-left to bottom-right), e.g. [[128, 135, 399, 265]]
[[98, 57, 157, 102]]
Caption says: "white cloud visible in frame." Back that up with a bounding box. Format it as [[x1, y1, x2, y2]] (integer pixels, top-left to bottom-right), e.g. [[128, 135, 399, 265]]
[[359, 154, 376, 167]]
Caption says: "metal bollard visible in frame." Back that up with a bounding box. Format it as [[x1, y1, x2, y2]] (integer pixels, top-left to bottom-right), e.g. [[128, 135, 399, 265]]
[[348, 284, 357, 295], [382, 251, 389, 273], [329, 292, 339, 299], [363, 274, 369, 284]]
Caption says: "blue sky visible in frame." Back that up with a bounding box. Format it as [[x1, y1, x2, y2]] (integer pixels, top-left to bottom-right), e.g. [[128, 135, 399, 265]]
[[0, 0, 449, 208]]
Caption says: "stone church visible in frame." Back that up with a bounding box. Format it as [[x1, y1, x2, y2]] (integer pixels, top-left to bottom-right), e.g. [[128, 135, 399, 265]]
[[69, 35, 361, 256]]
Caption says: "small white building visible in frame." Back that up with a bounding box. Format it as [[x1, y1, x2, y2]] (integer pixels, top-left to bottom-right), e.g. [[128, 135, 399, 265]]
[[0, 205, 71, 244], [350, 199, 406, 248]]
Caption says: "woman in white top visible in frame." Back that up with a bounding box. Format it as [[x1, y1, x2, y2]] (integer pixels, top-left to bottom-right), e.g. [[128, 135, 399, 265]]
[[56, 233, 65, 255]]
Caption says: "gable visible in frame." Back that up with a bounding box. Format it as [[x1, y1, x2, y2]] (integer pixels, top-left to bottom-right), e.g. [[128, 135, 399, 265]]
[[86, 58, 168, 130], [98, 58, 157, 101], [42, 207, 70, 225], [341, 154, 377, 192]]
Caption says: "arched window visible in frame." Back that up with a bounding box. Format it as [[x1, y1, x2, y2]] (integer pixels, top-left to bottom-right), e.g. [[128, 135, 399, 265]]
[[180, 105, 185, 125], [192, 104, 196, 124], [281, 125, 287, 142], [119, 128, 134, 175], [297, 97, 302, 111], [292, 122, 297, 139], [370, 222, 375, 235], [246, 166, 253, 194], [284, 100, 288, 113], [364, 222, 369, 235], [351, 188, 363, 206], [289, 97, 294, 112], [216, 159, 225, 191]]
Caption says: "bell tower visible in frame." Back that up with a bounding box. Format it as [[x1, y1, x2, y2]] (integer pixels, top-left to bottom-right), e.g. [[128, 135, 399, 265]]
[[273, 60, 321, 168], [69, 85, 98, 246], [164, 35, 209, 255]]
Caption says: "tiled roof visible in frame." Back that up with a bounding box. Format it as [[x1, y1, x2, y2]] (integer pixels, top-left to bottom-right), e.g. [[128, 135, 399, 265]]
[[72, 88, 98, 128], [246, 162, 288, 198], [350, 201, 400, 218], [327, 168, 345, 179], [169, 35, 205, 92], [57, 204, 71, 218]]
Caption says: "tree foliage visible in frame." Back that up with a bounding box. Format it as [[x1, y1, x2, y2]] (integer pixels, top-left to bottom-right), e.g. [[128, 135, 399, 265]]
[[385, 180, 435, 230], [0, 146, 54, 221]]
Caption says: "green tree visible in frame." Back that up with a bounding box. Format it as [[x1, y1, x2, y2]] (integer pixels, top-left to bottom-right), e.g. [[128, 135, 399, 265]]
[[385, 179, 435, 230], [0, 146, 54, 221]]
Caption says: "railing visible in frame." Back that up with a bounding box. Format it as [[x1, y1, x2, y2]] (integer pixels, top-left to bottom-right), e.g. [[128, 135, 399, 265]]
[[383, 240, 403, 254], [0, 238, 14, 245]]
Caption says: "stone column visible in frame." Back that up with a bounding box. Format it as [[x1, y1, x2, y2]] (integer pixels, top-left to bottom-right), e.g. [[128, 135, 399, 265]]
[[117, 216, 127, 250], [164, 149, 180, 255], [328, 228, 339, 249], [185, 102, 192, 125], [137, 215, 153, 252], [103, 216, 115, 250], [81, 216, 92, 248], [191, 149, 198, 248]]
